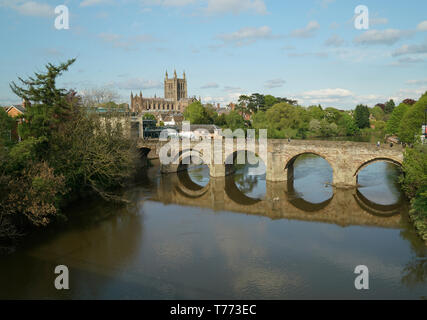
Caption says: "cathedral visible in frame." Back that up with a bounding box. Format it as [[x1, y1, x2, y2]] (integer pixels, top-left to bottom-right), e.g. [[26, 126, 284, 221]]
[[130, 70, 197, 114]]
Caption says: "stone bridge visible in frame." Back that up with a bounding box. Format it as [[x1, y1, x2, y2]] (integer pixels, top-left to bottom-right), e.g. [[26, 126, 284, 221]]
[[147, 171, 406, 229], [137, 138, 404, 188]]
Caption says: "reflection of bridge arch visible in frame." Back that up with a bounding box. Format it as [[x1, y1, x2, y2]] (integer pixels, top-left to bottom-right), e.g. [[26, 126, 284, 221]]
[[283, 153, 334, 212], [175, 170, 210, 198], [224, 175, 262, 206], [153, 173, 403, 228], [354, 157, 403, 178], [286, 177, 334, 213], [354, 189, 404, 217]]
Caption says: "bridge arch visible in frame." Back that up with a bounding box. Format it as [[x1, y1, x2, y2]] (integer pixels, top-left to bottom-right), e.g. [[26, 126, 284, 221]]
[[284, 151, 335, 180], [354, 157, 403, 178]]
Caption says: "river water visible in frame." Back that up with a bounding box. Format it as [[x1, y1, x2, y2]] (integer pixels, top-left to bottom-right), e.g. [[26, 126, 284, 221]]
[[0, 155, 426, 299]]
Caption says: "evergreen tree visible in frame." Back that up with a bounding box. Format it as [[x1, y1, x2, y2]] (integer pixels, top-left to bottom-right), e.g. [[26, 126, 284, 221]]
[[10, 59, 76, 141], [354, 104, 370, 129], [384, 99, 395, 114]]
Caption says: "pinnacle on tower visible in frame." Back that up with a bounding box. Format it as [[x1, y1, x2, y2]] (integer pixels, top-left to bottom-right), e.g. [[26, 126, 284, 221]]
[[174, 69, 177, 78], [183, 71, 186, 79], [165, 70, 168, 78]]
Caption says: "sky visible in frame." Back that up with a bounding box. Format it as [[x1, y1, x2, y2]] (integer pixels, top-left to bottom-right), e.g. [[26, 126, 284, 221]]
[[0, 0, 427, 109]]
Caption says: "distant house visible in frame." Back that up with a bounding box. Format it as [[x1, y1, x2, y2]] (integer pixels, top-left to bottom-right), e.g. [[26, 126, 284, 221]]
[[5, 103, 26, 141], [161, 114, 184, 126], [5, 104, 26, 118], [178, 124, 222, 139]]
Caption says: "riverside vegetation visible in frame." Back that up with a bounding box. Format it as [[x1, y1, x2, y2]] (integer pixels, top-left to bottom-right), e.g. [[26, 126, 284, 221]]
[[0, 59, 138, 252]]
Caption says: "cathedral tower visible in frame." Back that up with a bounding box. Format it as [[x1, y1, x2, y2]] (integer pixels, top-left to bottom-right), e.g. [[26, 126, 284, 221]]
[[164, 70, 187, 101]]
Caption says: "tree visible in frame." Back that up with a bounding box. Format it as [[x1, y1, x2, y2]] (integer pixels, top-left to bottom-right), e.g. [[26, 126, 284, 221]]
[[384, 99, 396, 114], [183, 101, 212, 124], [214, 113, 227, 126], [10, 58, 77, 144], [252, 102, 309, 139], [0, 108, 14, 146], [3, 59, 138, 237], [398, 92, 427, 143], [81, 87, 120, 108], [142, 113, 156, 121], [354, 104, 370, 129], [385, 102, 410, 135], [264, 95, 277, 109], [337, 113, 360, 136], [225, 110, 246, 130], [370, 105, 385, 121], [307, 105, 324, 120]]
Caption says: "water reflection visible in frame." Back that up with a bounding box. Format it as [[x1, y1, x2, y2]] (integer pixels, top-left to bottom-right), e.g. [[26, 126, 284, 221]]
[[288, 154, 333, 204], [1, 157, 426, 299], [357, 162, 403, 206], [166, 157, 406, 226]]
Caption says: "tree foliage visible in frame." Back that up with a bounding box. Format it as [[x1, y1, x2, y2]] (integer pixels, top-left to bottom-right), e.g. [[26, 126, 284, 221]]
[[354, 104, 370, 129], [1, 59, 138, 242], [398, 92, 427, 143], [385, 102, 410, 135]]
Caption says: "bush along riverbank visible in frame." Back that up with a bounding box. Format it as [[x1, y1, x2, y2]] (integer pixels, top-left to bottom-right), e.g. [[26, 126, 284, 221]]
[[0, 59, 139, 254], [400, 144, 427, 243]]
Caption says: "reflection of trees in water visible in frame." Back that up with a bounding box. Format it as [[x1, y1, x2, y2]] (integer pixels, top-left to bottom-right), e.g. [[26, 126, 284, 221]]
[[234, 171, 260, 195], [187, 165, 209, 185], [399, 212, 427, 288], [401, 259, 427, 288]]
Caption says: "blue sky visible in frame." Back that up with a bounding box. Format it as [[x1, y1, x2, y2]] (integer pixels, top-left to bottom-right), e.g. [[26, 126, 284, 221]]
[[1, 0, 427, 109]]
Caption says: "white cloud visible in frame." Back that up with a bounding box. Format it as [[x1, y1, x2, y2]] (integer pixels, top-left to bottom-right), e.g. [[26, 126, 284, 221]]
[[396, 57, 425, 64], [265, 78, 286, 89], [370, 17, 388, 26], [200, 82, 219, 89], [301, 88, 353, 99], [204, 0, 267, 15], [406, 79, 427, 85], [290, 21, 320, 38], [80, 0, 112, 7], [142, 0, 196, 7], [354, 29, 413, 46], [417, 21, 427, 31], [141, 0, 267, 15], [223, 86, 241, 92], [216, 26, 275, 46], [0, 1, 54, 17], [324, 34, 345, 47], [203, 92, 242, 105], [392, 41, 427, 56]]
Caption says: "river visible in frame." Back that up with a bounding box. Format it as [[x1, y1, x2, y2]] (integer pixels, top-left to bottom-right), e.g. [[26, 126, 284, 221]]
[[0, 154, 426, 299]]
